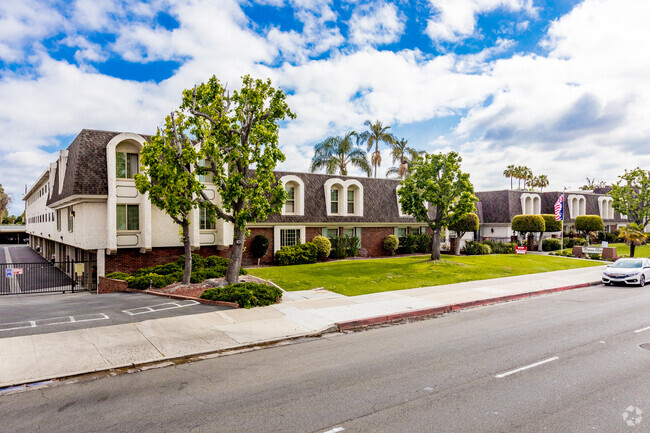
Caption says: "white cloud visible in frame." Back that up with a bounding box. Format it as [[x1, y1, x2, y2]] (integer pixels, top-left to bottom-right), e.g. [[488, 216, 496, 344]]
[[425, 0, 536, 43], [348, 2, 405, 47]]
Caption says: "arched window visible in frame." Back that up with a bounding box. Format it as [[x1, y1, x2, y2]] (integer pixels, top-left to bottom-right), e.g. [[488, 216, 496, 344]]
[[324, 178, 363, 216], [520, 193, 541, 215], [279, 175, 305, 216]]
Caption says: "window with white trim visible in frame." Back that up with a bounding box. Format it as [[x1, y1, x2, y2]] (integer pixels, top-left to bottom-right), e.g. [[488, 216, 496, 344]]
[[199, 207, 215, 230], [116, 204, 139, 231], [324, 228, 339, 239], [116, 152, 139, 178], [347, 190, 355, 214], [331, 189, 339, 214], [395, 227, 407, 242], [56, 209, 61, 231], [285, 186, 295, 213], [280, 228, 301, 247]]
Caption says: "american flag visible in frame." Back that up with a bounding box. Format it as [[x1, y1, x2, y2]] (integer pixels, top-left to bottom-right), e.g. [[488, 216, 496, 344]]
[[554, 193, 564, 221]]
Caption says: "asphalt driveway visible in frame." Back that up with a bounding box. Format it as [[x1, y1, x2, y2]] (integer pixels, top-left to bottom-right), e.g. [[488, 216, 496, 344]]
[[0, 290, 230, 339]]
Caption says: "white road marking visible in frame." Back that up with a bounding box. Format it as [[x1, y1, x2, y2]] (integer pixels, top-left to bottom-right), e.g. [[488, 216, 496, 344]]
[[122, 300, 199, 316], [323, 428, 344, 433], [634, 326, 650, 333], [495, 356, 559, 378], [0, 313, 109, 332]]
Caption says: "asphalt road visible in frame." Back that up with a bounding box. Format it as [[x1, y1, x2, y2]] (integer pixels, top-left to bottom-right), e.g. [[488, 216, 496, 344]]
[[1, 284, 649, 432]]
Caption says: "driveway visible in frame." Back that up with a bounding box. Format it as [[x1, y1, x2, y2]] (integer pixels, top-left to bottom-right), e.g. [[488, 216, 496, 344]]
[[1, 246, 74, 295], [0, 290, 231, 339]]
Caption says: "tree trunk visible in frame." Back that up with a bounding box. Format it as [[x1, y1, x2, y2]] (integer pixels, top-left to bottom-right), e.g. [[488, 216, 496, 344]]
[[510, 177, 513, 190], [454, 232, 464, 255], [538, 233, 543, 252], [182, 221, 192, 285], [225, 226, 246, 284], [630, 244, 636, 258], [431, 228, 442, 260]]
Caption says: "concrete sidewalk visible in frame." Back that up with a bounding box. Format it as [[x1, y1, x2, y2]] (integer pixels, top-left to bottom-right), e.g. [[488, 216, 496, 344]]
[[0, 265, 605, 388]]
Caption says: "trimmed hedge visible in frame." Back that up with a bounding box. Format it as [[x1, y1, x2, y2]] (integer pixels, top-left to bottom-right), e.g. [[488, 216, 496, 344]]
[[482, 240, 517, 254], [541, 214, 562, 232], [511, 215, 545, 233], [575, 215, 604, 232], [201, 282, 282, 308], [106, 272, 130, 281], [383, 235, 399, 255], [542, 238, 562, 251], [312, 235, 331, 258], [274, 242, 318, 266], [463, 240, 492, 255]]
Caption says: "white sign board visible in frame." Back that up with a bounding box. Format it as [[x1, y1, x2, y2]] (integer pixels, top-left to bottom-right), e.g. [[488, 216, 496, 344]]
[[583, 246, 603, 254]]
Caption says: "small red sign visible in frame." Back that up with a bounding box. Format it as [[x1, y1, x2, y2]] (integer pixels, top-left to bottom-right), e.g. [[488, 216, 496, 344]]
[[516, 246, 527, 254]]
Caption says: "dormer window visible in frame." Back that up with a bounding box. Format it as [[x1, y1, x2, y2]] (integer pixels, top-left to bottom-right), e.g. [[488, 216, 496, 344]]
[[347, 190, 355, 214], [116, 152, 139, 179], [285, 186, 295, 213], [331, 188, 339, 214]]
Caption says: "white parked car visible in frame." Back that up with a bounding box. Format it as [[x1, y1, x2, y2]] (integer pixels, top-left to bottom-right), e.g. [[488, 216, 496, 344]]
[[602, 258, 650, 286]]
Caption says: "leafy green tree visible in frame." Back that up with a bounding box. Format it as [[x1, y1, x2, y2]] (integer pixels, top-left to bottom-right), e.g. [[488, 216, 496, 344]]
[[0, 184, 10, 222], [503, 165, 516, 190], [619, 223, 647, 257], [449, 212, 479, 255], [387, 138, 423, 179], [359, 120, 395, 178], [610, 167, 650, 228], [135, 113, 203, 285], [309, 131, 371, 176], [398, 151, 477, 260], [182, 75, 294, 284]]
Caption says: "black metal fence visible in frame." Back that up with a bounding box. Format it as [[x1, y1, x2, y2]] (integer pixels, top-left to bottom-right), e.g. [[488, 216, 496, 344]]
[[0, 261, 96, 295]]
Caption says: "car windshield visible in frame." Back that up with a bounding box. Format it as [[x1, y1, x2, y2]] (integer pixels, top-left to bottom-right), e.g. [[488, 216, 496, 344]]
[[611, 260, 643, 268]]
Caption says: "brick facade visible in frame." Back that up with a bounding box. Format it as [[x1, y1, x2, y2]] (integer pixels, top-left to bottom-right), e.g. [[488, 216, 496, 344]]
[[105, 246, 230, 274], [97, 276, 128, 294], [244, 228, 275, 265]]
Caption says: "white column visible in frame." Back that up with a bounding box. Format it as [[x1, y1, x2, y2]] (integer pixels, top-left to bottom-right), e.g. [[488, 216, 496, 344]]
[[97, 249, 105, 277]]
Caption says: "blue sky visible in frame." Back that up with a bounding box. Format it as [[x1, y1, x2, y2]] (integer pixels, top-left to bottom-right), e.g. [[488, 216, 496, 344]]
[[1, 0, 649, 216]]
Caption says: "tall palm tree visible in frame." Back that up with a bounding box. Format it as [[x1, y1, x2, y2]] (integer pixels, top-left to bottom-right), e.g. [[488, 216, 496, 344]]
[[503, 165, 516, 190], [619, 223, 647, 258], [386, 138, 424, 179], [359, 120, 395, 178], [309, 131, 371, 176], [536, 174, 549, 191], [522, 167, 533, 190]]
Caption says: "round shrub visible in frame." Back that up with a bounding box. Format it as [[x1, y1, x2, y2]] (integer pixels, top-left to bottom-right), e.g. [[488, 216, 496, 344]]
[[575, 215, 604, 233], [511, 215, 545, 234], [383, 235, 399, 255], [312, 235, 332, 258], [200, 282, 282, 308], [250, 234, 270, 261], [450, 213, 480, 233], [541, 214, 562, 232]]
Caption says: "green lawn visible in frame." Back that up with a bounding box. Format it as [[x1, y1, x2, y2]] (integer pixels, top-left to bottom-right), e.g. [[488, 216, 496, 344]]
[[247, 254, 603, 296]]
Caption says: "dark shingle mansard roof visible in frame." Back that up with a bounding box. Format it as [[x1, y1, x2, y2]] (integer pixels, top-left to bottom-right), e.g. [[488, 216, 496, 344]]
[[476, 190, 626, 224], [47, 129, 150, 206], [265, 171, 422, 224]]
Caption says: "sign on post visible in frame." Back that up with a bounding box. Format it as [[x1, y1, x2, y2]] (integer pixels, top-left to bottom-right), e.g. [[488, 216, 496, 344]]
[[5, 268, 12, 278], [12, 268, 23, 276], [516, 246, 527, 254]]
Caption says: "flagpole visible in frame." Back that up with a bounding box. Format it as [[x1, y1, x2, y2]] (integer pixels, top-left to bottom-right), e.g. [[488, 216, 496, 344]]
[[561, 189, 565, 251]]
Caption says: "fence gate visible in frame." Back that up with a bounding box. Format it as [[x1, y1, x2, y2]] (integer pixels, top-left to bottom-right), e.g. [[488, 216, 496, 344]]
[[0, 261, 97, 295]]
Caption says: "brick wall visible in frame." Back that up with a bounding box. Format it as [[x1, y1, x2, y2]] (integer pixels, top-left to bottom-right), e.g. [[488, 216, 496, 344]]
[[244, 228, 274, 265], [360, 227, 394, 256], [98, 276, 128, 294], [105, 246, 231, 274]]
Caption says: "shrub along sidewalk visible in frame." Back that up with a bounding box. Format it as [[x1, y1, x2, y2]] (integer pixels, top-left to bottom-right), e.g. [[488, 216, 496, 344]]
[[247, 254, 603, 296]]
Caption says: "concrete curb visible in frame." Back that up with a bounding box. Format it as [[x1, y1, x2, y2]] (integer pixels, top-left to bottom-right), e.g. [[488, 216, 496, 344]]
[[335, 281, 602, 331], [0, 325, 339, 391]]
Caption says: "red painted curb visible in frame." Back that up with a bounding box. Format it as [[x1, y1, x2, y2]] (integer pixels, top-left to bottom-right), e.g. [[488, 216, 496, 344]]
[[335, 281, 600, 331]]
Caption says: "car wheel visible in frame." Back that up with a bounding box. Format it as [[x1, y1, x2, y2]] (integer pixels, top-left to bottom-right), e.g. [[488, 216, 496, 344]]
[[604, 282, 611, 286], [640, 275, 645, 287]]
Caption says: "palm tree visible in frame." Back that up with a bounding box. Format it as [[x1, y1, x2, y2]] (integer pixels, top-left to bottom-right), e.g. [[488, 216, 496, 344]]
[[386, 138, 423, 179], [503, 165, 516, 190], [522, 167, 533, 190], [359, 120, 395, 178], [536, 174, 549, 191], [310, 131, 372, 176], [619, 223, 647, 258]]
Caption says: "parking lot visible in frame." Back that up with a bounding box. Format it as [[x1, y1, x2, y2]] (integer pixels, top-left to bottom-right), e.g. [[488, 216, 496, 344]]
[[0, 289, 230, 339]]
